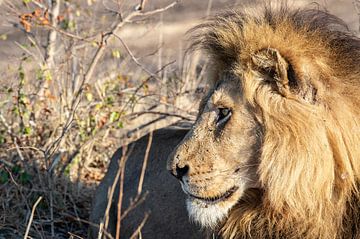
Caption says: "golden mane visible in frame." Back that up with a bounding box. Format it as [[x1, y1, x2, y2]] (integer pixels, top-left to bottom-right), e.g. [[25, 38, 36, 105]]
[[190, 4, 360, 239]]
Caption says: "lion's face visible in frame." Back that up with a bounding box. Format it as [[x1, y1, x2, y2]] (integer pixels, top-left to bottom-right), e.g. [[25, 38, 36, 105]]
[[167, 74, 261, 227], [167, 45, 328, 229]]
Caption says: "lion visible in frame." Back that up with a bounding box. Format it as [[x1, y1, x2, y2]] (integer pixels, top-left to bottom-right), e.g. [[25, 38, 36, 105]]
[[89, 126, 204, 238], [90, 4, 360, 239], [166, 4, 360, 239]]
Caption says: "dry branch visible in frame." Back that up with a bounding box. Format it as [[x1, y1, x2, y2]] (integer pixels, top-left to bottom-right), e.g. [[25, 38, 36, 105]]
[[136, 0, 148, 11], [115, 146, 128, 239], [38, 0, 61, 99], [127, 110, 195, 122], [113, 33, 155, 77], [0, 158, 14, 168], [45, 0, 61, 68], [129, 213, 149, 239], [0, 113, 25, 161], [354, 0, 360, 34], [24, 196, 43, 239], [43, 1, 178, 165], [120, 192, 149, 221], [99, 145, 133, 239], [81, 1, 177, 89], [137, 131, 153, 195], [0, 0, 193, 238]]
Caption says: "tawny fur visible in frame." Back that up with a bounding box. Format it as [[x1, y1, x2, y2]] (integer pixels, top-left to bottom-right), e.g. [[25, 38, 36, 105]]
[[186, 4, 360, 239]]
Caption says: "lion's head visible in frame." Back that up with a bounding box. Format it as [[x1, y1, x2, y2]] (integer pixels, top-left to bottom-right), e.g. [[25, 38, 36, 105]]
[[167, 4, 360, 238]]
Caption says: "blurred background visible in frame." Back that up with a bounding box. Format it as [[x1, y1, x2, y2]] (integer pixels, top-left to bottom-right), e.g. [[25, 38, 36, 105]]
[[0, 0, 358, 238]]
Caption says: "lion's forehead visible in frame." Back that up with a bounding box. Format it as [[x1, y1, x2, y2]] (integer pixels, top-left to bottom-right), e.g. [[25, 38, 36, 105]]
[[206, 80, 243, 107]]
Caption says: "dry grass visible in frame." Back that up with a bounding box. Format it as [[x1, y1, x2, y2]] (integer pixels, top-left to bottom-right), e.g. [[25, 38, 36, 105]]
[[0, 0, 205, 238]]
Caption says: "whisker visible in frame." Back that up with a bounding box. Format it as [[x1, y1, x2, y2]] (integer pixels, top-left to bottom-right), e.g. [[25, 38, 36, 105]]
[[213, 163, 260, 175]]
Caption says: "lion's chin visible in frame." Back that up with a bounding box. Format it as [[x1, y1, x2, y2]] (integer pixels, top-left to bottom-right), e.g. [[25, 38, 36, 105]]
[[185, 187, 242, 229]]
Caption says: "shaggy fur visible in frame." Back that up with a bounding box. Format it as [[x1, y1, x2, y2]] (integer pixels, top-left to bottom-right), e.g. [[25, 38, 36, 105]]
[[171, 3, 360, 239]]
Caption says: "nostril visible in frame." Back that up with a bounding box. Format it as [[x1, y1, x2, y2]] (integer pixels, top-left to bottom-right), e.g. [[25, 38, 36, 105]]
[[175, 164, 189, 180]]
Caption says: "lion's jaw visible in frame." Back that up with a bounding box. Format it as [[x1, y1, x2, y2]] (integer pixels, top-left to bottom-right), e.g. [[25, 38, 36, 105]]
[[168, 77, 260, 228], [183, 181, 248, 228]]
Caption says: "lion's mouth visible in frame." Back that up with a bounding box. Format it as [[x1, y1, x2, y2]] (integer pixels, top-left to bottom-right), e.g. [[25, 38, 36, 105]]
[[186, 186, 239, 204]]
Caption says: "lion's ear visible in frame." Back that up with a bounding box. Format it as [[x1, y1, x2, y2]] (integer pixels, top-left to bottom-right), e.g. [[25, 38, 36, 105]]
[[251, 48, 298, 97]]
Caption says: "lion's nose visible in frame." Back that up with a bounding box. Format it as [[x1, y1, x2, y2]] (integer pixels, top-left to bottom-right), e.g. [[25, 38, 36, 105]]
[[173, 164, 189, 180], [169, 153, 189, 180]]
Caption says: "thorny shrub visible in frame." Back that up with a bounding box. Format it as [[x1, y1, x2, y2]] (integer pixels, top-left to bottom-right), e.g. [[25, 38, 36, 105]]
[[0, 0, 204, 238]]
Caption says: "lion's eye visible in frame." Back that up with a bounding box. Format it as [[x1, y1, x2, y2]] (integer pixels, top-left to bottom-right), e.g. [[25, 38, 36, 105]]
[[216, 108, 232, 125]]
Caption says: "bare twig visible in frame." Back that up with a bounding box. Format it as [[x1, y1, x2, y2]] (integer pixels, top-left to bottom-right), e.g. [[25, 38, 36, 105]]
[[129, 213, 149, 239], [14, 42, 43, 66], [24, 196, 43, 239], [43, 1, 178, 166], [120, 192, 149, 221], [27, 35, 46, 64], [45, 0, 61, 68], [58, 149, 80, 176], [0, 158, 14, 168], [43, 1, 174, 45], [136, 0, 148, 11], [0, 113, 25, 161], [101, 146, 126, 234], [48, 176, 55, 238], [32, 0, 47, 9], [134, 2, 177, 17], [67, 232, 83, 239], [114, 131, 154, 235], [137, 131, 153, 195], [44, 24, 98, 43], [115, 145, 128, 239], [117, 60, 176, 117], [354, 0, 360, 34], [80, 1, 177, 91], [206, 0, 213, 17], [0, 113, 13, 137], [114, 132, 154, 227], [99, 145, 134, 239], [60, 212, 114, 238], [158, 13, 164, 80], [127, 110, 195, 122], [37, 0, 61, 100], [7, 146, 45, 154], [113, 34, 156, 77]]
